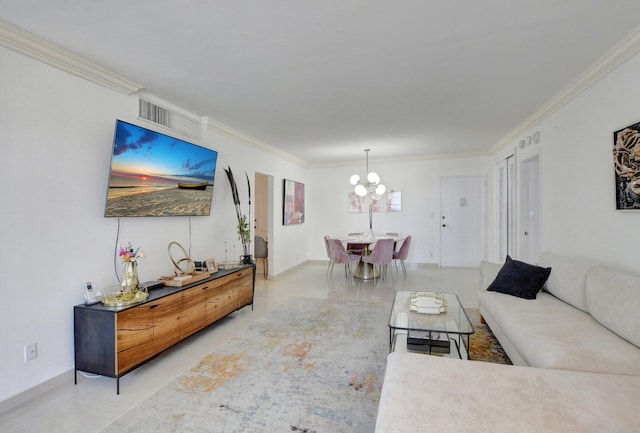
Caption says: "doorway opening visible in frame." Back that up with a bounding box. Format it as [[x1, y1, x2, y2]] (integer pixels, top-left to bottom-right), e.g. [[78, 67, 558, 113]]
[[254, 172, 274, 276]]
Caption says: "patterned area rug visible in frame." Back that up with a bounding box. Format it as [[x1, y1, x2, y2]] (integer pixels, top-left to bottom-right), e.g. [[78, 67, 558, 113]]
[[101, 299, 510, 433], [467, 308, 512, 365], [101, 298, 389, 433]]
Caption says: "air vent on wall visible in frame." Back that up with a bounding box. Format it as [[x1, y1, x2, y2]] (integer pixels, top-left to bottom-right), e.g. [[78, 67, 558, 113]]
[[138, 98, 200, 140]]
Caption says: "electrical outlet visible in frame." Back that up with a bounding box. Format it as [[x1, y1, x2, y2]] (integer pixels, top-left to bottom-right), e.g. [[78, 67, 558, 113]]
[[24, 343, 37, 362]]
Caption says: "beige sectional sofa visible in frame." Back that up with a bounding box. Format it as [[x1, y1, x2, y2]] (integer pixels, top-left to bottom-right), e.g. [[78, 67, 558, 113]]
[[375, 252, 640, 433], [479, 251, 640, 374]]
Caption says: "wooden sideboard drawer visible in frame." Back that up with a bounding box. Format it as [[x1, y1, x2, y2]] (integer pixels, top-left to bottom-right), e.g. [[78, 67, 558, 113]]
[[181, 285, 206, 338], [117, 340, 155, 375], [116, 307, 154, 353], [152, 293, 183, 353]]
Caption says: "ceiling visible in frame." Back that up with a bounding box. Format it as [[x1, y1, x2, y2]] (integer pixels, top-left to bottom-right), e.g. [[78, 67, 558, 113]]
[[2, 1, 640, 165]]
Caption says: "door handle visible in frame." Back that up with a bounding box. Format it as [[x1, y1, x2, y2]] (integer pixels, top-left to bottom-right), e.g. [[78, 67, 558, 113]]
[[442, 224, 447, 227]]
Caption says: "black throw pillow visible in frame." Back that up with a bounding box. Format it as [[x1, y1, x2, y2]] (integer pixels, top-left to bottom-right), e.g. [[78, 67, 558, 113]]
[[486, 255, 551, 300]]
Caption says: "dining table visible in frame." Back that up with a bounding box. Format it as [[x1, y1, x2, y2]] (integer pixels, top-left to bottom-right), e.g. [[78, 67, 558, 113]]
[[329, 234, 405, 280]]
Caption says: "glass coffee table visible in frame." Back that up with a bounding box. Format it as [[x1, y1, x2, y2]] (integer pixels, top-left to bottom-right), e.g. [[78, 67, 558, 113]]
[[388, 291, 474, 359]]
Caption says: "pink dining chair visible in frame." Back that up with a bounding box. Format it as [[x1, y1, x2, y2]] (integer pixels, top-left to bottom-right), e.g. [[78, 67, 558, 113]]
[[347, 232, 366, 256], [393, 235, 411, 279], [327, 238, 361, 278], [386, 232, 400, 253], [362, 238, 395, 282], [324, 235, 332, 275], [347, 242, 367, 256]]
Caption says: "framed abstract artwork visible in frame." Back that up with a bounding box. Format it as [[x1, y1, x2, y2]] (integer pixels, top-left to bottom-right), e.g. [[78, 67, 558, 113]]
[[347, 189, 402, 213], [283, 179, 305, 224], [385, 190, 402, 212], [613, 121, 640, 209], [348, 192, 364, 213]]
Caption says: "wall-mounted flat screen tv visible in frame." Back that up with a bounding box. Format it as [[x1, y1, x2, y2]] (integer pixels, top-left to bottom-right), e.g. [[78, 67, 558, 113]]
[[104, 120, 218, 217]]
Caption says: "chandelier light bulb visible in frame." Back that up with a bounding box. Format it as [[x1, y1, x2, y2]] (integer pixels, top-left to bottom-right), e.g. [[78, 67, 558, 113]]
[[350, 149, 385, 204], [354, 184, 367, 197], [367, 172, 380, 184]]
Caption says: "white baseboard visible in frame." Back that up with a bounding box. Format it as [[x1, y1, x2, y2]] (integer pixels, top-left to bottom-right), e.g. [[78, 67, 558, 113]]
[[311, 259, 440, 269], [0, 369, 74, 415]]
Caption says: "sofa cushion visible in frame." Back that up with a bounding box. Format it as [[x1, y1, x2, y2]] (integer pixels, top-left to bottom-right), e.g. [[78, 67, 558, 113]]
[[586, 266, 640, 348], [376, 353, 640, 433], [537, 251, 592, 312], [479, 289, 640, 375], [479, 303, 529, 366], [486, 255, 551, 299]]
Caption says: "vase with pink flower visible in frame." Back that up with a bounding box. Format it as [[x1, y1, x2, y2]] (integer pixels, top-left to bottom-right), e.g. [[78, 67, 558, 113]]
[[101, 242, 148, 306], [119, 242, 146, 293]]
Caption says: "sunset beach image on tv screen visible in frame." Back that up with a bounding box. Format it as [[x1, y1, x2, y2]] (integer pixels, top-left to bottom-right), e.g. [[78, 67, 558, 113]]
[[104, 120, 218, 217]]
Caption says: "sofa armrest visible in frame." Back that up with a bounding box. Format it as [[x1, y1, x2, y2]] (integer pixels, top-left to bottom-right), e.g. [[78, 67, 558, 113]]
[[479, 260, 503, 291]]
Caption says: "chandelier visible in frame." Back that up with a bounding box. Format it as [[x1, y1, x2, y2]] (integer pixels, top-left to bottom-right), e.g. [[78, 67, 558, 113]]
[[349, 149, 386, 197], [350, 149, 386, 233]]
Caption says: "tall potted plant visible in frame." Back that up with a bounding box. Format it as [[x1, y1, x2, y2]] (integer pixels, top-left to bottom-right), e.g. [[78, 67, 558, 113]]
[[224, 166, 253, 264]]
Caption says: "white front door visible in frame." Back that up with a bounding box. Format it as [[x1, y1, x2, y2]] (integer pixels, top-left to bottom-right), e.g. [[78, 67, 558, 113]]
[[440, 176, 486, 267]]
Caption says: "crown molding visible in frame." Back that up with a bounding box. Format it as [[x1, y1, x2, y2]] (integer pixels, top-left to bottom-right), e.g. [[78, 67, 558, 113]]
[[5, 17, 637, 163], [309, 150, 489, 169], [202, 117, 310, 167], [0, 18, 143, 95], [491, 24, 640, 154]]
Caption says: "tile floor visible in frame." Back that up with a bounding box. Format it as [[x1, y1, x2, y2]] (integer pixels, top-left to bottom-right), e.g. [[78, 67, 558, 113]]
[[0, 261, 480, 433]]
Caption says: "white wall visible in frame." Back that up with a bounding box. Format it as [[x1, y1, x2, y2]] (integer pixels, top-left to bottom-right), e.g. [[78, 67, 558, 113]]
[[521, 51, 640, 274], [306, 156, 493, 264], [0, 46, 307, 403]]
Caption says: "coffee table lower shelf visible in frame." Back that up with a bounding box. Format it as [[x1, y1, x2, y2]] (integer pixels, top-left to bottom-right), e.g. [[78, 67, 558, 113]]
[[391, 330, 470, 359], [388, 291, 474, 360]]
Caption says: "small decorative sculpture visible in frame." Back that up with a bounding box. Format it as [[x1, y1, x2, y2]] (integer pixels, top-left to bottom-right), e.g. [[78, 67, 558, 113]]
[[168, 241, 195, 275]]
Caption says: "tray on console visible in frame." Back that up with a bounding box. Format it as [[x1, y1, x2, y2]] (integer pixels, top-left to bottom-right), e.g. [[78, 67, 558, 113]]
[[160, 271, 210, 287]]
